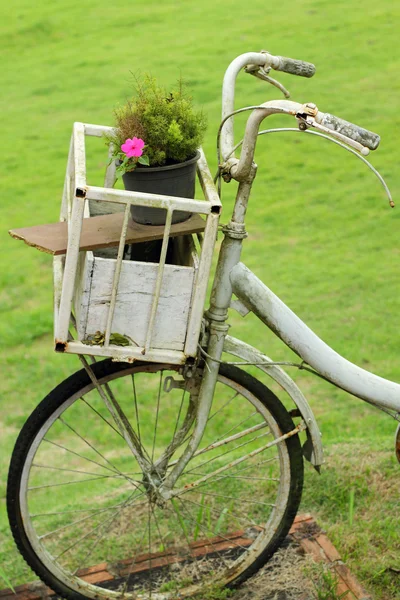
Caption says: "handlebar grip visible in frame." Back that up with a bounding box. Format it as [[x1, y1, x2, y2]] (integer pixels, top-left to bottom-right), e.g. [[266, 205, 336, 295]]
[[318, 113, 380, 150], [271, 55, 316, 78]]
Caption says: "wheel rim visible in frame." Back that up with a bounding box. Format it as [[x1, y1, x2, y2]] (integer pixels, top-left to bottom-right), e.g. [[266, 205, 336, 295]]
[[18, 364, 294, 599]]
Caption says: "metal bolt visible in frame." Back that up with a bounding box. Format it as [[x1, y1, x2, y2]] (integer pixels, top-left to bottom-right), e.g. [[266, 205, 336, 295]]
[[305, 102, 318, 116]]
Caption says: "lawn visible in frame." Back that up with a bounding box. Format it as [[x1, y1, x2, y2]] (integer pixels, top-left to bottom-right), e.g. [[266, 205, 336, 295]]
[[1, 0, 399, 598]]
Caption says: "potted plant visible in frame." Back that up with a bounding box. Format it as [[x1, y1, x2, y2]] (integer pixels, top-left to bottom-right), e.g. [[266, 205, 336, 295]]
[[107, 76, 207, 225]]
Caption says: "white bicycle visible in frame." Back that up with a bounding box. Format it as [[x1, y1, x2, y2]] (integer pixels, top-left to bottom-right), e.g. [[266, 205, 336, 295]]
[[7, 50, 400, 600]]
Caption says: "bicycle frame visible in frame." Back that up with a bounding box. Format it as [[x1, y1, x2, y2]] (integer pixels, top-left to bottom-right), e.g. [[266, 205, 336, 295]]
[[160, 53, 400, 495], [219, 53, 400, 414], [230, 263, 400, 413]]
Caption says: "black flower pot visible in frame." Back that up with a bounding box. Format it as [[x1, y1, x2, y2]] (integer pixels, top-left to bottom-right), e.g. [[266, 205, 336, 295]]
[[122, 151, 200, 225]]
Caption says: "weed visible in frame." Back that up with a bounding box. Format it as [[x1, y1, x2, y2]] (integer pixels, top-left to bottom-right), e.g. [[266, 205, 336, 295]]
[[214, 507, 229, 535], [159, 580, 179, 592], [193, 494, 205, 541], [348, 488, 355, 526], [193, 584, 233, 600], [305, 562, 349, 600], [0, 567, 15, 593]]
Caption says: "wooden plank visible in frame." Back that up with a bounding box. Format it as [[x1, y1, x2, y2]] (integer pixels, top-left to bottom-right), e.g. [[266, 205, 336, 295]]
[[75, 256, 195, 350], [9, 213, 206, 256]]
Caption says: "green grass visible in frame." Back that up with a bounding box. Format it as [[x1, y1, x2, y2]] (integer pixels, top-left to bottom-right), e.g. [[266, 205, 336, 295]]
[[1, 1, 400, 598]]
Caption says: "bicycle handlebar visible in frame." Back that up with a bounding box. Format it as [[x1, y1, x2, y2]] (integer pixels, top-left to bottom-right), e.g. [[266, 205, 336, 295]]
[[220, 52, 378, 162], [267, 54, 316, 78], [315, 111, 380, 151], [226, 100, 381, 182], [221, 51, 316, 159]]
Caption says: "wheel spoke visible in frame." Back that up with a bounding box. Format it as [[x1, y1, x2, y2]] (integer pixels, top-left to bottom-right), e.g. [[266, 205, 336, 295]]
[[31, 502, 132, 518], [58, 416, 136, 481], [55, 489, 146, 562], [119, 515, 152, 598], [81, 397, 124, 439], [43, 439, 123, 476], [230, 454, 279, 474], [132, 374, 142, 446], [71, 490, 145, 576], [208, 410, 259, 446], [103, 378, 153, 466], [154, 386, 196, 471], [38, 503, 133, 540], [207, 391, 239, 423], [181, 489, 275, 507], [28, 475, 136, 490], [147, 498, 153, 598], [166, 420, 269, 472], [176, 426, 301, 498], [151, 372, 163, 462], [32, 463, 141, 479], [193, 473, 279, 482], [183, 428, 272, 477]]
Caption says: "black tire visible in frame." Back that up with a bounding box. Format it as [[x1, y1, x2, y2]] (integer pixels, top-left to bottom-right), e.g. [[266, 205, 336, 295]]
[[7, 359, 303, 599]]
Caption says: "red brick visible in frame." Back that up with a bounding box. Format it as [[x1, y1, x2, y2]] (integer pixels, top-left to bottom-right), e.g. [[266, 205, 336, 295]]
[[315, 532, 342, 562]]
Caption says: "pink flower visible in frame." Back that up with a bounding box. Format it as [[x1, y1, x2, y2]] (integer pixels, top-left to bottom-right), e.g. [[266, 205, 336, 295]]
[[121, 137, 145, 158]]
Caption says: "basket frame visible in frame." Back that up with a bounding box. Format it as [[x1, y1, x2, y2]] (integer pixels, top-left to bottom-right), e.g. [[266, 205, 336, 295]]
[[53, 122, 221, 364]]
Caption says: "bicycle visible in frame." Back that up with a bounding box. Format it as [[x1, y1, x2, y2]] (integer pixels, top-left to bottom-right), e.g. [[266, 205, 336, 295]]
[[7, 50, 400, 600]]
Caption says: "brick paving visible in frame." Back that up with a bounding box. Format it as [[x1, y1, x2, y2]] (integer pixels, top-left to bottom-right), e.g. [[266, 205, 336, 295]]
[[0, 514, 372, 600]]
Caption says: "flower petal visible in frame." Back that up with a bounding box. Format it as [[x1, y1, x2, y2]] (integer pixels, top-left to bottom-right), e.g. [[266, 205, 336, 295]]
[[121, 139, 136, 158], [129, 137, 145, 157]]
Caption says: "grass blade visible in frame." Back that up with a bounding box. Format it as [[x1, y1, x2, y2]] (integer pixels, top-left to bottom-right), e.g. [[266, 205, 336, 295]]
[[193, 494, 205, 541]]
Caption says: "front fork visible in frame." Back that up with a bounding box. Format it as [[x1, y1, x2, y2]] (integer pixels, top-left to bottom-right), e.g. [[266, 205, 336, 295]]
[[159, 171, 257, 498]]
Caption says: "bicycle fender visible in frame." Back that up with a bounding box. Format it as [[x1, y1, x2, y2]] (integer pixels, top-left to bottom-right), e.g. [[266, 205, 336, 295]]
[[223, 335, 324, 468]]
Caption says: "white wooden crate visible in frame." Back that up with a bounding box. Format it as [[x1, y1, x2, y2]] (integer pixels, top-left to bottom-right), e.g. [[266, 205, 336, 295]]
[[74, 238, 198, 352]]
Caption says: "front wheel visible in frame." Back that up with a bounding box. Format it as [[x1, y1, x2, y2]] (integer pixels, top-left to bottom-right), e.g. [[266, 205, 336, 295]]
[[7, 360, 304, 599]]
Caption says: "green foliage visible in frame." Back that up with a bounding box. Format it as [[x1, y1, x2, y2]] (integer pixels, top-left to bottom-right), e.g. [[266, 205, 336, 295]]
[[193, 584, 233, 600], [107, 76, 207, 173], [348, 487, 355, 526], [159, 578, 193, 594]]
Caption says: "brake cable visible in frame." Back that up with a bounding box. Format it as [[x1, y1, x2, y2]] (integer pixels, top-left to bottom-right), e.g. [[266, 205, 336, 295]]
[[216, 125, 394, 208]]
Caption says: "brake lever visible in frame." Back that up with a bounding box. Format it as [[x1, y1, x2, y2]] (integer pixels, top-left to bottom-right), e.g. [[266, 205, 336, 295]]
[[244, 64, 291, 99]]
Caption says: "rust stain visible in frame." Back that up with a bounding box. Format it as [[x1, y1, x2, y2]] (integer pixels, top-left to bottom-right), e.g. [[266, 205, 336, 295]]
[[54, 340, 68, 352], [395, 424, 400, 463], [75, 186, 87, 198]]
